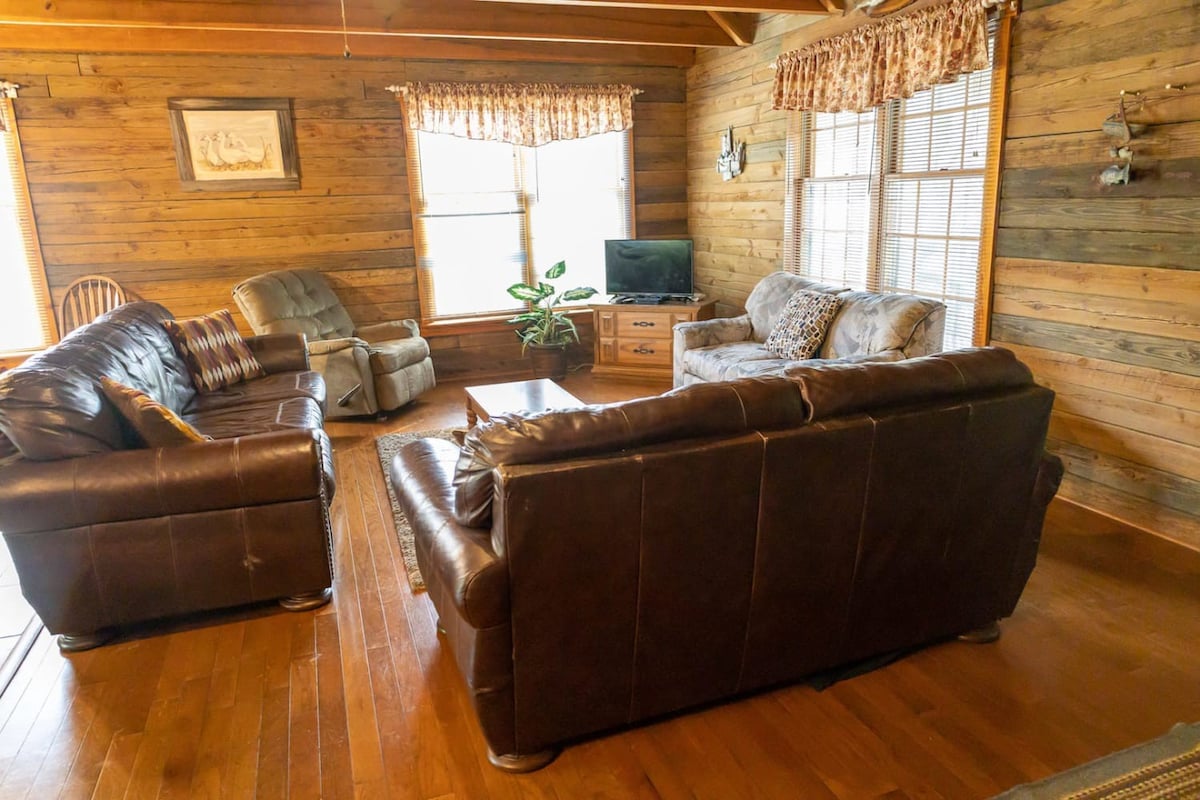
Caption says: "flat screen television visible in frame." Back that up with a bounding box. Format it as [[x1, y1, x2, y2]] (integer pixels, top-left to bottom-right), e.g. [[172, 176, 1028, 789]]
[[604, 239, 694, 302]]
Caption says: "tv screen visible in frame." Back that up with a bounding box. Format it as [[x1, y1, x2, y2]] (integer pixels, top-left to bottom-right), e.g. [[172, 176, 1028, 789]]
[[604, 239, 694, 299]]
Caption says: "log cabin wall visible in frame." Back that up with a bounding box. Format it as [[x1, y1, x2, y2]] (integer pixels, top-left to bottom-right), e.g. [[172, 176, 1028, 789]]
[[3, 52, 687, 381], [992, 0, 1199, 551], [687, 0, 1199, 550]]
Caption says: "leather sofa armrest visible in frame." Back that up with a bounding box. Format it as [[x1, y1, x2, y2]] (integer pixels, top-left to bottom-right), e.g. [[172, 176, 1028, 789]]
[[0, 428, 331, 534], [244, 332, 310, 373], [308, 336, 367, 356], [392, 437, 509, 629], [356, 319, 419, 344], [1004, 451, 1064, 610]]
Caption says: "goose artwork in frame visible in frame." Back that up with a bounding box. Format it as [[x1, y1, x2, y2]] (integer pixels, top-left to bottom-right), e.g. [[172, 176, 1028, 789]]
[[168, 97, 300, 191]]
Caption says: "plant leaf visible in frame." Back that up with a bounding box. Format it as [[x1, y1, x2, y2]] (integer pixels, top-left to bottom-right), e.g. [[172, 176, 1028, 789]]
[[506, 283, 544, 302], [544, 260, 566, 280], [561, 286, 598, 302]]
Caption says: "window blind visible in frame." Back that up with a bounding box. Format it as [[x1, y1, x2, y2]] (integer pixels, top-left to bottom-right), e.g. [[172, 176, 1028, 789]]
[[785, 17, 1007, 351], [405, 128, 632, 324], [0, 96, 56, 354]]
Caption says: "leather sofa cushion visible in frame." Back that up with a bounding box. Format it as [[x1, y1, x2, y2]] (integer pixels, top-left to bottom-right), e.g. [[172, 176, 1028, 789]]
[[0, 302, 197, 460], [184, 396, 325, 439], [452, 378, 808, 528], [787, 347, 1034, 422], [369, 337, 431, 374], [182, 371, 326, 414]]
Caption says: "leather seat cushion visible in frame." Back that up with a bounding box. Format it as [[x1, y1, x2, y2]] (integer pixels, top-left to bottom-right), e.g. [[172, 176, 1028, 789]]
[[184, 396, 324, 439], [182, 371, 326, 414], [369, 338, 431, 374]]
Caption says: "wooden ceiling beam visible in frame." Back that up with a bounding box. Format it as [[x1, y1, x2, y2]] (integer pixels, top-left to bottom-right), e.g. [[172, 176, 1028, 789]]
[[706, 12, 758, 46], [473, 0, 833, 11], [0, 22, 695, 66], [0, 0, 735, 48]]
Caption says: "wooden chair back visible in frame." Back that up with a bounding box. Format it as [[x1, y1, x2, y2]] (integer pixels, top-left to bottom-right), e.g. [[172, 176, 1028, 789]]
[[59, 275, 127, 334]]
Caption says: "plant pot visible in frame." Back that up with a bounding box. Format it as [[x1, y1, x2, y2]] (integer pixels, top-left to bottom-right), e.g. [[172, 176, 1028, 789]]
[[528, 343, 569, 381]]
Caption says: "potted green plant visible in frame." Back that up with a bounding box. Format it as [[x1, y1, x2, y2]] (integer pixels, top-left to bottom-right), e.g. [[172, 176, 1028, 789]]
[[507, 260, 598, 380]]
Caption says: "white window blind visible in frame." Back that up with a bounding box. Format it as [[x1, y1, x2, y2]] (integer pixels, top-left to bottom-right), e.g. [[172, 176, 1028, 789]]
[[407, 129, 632, 323], [0, 95, 56, 354], [785, 24, 1003, 351]]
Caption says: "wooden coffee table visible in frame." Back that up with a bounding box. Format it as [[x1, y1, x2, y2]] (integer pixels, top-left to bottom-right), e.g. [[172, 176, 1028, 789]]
[[464, 378, 583, 427]]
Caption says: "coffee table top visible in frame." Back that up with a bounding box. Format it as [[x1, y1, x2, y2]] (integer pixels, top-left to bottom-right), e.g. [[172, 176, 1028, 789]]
[[464, 378, 582, 420]]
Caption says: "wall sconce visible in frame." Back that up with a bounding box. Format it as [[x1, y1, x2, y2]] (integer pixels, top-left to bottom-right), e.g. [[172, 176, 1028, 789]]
[[717, 125, 745, 181]]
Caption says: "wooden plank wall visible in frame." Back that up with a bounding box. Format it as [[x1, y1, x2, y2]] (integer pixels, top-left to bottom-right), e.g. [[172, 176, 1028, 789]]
[[687, 14, 819, 317], [687, 0, 1199, 550], [2, 52, 687, 381], [992, 0, 1200, 550]]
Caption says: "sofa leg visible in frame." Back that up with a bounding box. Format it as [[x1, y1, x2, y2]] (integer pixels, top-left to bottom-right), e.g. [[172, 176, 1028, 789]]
[[486, 747, 558, 773], [279, 588, 333, 612], [57, 631, 113, 653], [958, 621, 1001, 644]]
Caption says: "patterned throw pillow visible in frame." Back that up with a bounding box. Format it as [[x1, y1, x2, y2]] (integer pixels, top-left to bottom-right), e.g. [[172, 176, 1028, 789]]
[[99, 377, 210, 447], [764, 289, 844, 360], [161, 309, 266, 393]]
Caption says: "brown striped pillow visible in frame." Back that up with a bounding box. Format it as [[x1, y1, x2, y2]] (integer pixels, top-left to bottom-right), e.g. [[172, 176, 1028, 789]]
[[161, 309, 266, 393], [100, 377, 211, 447]]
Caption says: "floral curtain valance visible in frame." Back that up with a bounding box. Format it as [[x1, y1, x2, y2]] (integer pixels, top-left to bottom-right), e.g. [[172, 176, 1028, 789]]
[[399, 82, 637, 147], [771, 0, 990, 114]]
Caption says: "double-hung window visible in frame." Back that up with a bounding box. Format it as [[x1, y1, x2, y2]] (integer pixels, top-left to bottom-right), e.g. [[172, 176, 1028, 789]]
[[785, 27, 1003, 350], [0, 88, 55, 357], [406, 128, 632, 324]]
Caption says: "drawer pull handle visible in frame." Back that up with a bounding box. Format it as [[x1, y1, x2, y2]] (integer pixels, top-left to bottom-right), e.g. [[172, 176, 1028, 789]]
[[633, 321, 656, 328], [633, 346, 656, 355]]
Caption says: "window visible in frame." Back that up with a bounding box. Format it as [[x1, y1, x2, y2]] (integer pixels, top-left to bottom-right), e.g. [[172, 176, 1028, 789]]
[[0, 91, 55, 355], [406, 129, 632, 323], [784, 27, 1003, 351]]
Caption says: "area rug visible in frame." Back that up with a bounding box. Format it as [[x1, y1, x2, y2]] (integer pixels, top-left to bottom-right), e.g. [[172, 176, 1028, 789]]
[[374, 427, 460, 592], [992, 721, 1200, 799]]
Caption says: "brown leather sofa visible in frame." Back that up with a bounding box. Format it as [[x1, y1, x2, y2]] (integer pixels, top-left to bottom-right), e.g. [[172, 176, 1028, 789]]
[[0, 302, 337, 651], [390, 347, 1064, 771]]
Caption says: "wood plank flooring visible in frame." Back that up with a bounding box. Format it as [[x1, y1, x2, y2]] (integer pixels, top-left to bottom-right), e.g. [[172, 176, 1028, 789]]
[[1, 371, 1199, 799]]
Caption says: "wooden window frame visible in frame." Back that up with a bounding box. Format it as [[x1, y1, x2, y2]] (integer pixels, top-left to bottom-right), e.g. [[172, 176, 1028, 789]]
[[403, 127, 634, 336]]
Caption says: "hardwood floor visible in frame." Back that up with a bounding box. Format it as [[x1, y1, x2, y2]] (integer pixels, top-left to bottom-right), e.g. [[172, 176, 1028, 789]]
[[1, 370, 1198, 799]]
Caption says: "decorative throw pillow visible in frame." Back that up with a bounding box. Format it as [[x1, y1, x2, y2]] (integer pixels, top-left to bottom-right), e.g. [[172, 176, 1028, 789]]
[[764, 289, 844, 360], [99, 377, 211, 447], [161, 309, 266, 393]]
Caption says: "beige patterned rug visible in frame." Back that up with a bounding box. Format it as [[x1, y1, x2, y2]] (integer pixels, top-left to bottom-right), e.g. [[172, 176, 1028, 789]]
[[992, 722, 1200, 799], [374, 427, 459, 592]]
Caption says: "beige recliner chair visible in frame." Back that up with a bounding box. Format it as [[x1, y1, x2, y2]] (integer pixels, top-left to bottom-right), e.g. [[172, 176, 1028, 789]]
[[233, 269, 435, 419]]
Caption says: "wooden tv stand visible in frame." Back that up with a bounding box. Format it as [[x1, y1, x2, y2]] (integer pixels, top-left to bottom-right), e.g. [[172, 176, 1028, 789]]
[[590, 299, 716, 381]]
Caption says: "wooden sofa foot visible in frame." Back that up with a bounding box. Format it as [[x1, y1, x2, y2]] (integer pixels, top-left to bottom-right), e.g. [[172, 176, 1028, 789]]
[[486, 747, 558, 773], [57, 631, 113, 652], [279, 588, 333, 612], [958, 622, 1001, 643]]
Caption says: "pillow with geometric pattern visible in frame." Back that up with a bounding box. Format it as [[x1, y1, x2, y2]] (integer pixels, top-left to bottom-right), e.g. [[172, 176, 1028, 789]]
[[99, 377, 211, 447], [161, 309, 265, 393], [764, 289, 844, 360]]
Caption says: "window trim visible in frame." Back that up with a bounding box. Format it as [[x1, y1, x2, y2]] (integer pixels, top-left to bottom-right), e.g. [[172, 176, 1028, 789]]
[[783, 10, 1013, 349], [0, 91, 58, 364], [402, 126, 635, 332]]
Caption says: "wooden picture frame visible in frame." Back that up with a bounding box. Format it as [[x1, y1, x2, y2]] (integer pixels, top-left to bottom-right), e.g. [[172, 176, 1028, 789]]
[[167, 97, 300, 191]]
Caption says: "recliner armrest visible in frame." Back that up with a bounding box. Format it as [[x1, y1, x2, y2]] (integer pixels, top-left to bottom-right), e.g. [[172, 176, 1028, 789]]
[[245, 332, 310, 373], [308, 337, 368, 356], [356, 319, 420, 344]]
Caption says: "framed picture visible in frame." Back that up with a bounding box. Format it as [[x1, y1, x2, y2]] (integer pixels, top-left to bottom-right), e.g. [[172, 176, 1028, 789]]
[[168, 97, 300, 191]]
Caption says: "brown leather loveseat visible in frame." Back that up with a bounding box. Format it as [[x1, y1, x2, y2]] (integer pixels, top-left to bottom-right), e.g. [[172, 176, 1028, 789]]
[[390, 347, 1064, 771], [0, 302, 337, 651]]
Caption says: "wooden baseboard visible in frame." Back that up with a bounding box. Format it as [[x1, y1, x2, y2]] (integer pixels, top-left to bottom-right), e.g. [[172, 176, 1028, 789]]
[[1043, 496, 1200, 578]]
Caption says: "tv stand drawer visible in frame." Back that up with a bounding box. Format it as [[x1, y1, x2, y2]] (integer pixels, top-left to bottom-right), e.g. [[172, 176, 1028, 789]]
[[590, 300, 717, 382]]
